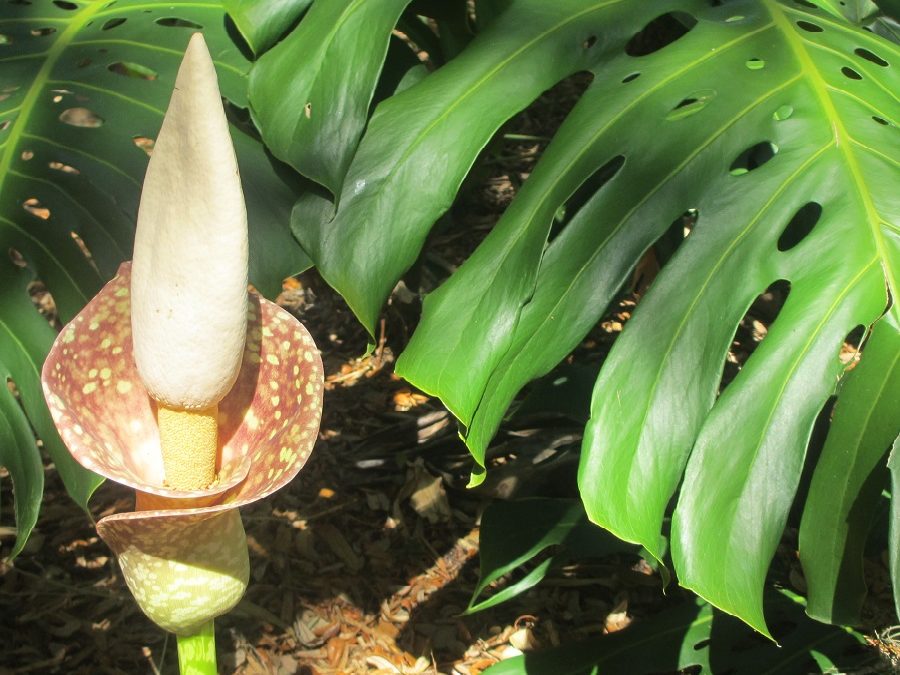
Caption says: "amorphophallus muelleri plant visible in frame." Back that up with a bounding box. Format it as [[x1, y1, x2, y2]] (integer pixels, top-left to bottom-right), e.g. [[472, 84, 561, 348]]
[[40, 34, 324, 672]]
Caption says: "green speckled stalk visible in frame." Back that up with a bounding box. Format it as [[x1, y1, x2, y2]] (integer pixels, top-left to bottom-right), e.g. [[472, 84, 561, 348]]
[[177, 620, 216, 675]]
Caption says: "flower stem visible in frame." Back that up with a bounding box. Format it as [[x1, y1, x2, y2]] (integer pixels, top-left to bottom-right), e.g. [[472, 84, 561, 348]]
[[176, 620, 217, 675]]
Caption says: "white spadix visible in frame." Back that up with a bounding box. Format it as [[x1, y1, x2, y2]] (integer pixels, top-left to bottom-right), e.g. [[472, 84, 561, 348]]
[[131, 33, 248, 489]]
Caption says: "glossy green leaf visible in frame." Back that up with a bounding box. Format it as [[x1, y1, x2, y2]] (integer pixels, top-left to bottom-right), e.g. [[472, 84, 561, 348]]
[[299, 0, 623, 333], [666, 3, 896, 633], [483, 591, 867, 675], [380, 0, 897, 633], [249, 0, 413, 196], [469, 498, 636, 613], [0, 0, 308, 544], [224, 0, 311, 55], [0, 271, 45, 559], [799, 314, 900, 625], [888, 436, 900, 621], [0, 381, 42, 560]]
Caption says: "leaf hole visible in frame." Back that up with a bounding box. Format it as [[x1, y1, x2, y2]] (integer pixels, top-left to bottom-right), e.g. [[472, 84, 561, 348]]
[[70, 231, 97, 271], [841, 66, 862, 80], [694, 638, 711, 650], [20, 149, 32, 160], [666, 89, 716, 121], [59, 107, 103, 128], [635, 209, 697, 295], [132, 135, 154, 156], [796, 20, 823, 32], [547, 156, 626, 244], [854, 47, 888, 67], [108, 61, 158, 80], [721, 280, 791, 391], [622, 72, 641, 83], [53, 0, 78, 9], [23, 197, 50, 220], [745, 57, 765, 70], [0, 120, 10, 132], [583, 35, 597, 49], [625, 12, 697, 57], [773, 104, 794, 120], [30, 26, 56, 36], [8, 247, 26, 268], [155, 17, 203, 29], [778, 206, 820, 253], [839, 325, 866, 367], [729, 141, 777, 176], [778, 202, 822, 251], [872, 116, 889, 126], [49, 160, 79, 174], [102, 17, 126, 30]]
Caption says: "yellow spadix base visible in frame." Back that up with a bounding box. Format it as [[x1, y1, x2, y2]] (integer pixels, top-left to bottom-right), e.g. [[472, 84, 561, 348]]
[[157, 404, 218, 490]]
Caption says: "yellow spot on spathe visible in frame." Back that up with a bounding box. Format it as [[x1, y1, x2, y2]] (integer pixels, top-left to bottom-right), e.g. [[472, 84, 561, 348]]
[[305, 382, 314, 395], [100, 367, 111, 380], [246, 410, 259, 431], [101, 338, 112, 349], [269, 381, 278, 390], [112, 346, 123, 355], [83, 382, 98, 394], [116, 380, 133, 394], [114, 287, 128, 297], [89, 321, 99, 330], [270, 395, 280, 406], [88, 368, 98, 378], [266, 354, 280, 366]]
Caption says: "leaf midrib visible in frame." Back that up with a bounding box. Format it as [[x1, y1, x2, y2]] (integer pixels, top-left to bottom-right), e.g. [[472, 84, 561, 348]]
[[767, 0, 897, 305]]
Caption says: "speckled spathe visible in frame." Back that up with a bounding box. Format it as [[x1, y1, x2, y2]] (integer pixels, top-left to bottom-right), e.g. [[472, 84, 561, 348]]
[[41, 262, 324, 634]]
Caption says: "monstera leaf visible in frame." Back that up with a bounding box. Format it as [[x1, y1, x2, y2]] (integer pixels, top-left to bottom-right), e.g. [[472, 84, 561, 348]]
[[0, 0, 309, 554], [246, 0, 898, 633], [392, 0, 895, 635]]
